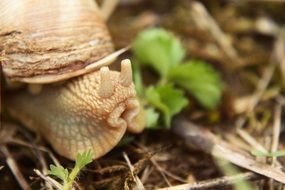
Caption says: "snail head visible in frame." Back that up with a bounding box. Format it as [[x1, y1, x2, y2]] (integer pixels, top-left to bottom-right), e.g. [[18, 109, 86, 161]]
[[95, 59, 144, 133]]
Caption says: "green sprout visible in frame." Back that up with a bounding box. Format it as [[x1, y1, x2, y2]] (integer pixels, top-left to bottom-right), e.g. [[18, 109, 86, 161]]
[[251, 149, 285, 157], [132, 28, 223, 128], [48, 150, 93, 190]]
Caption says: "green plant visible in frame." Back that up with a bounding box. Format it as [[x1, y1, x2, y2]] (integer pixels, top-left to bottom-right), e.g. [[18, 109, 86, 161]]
[[145, 84, 188, 127], [132, 28, 223, 128], [48, 150, 93, 190], [216, 159, 253, 190], [251, 149, 285, 157]]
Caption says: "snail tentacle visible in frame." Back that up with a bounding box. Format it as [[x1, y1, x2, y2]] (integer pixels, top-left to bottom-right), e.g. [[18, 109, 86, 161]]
[[120, 59, 133, 87], [98, 66, 114, 98]]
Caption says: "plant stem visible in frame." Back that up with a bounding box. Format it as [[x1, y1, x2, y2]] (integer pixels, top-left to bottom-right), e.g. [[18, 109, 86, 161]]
[[62, 166, 80, 190]]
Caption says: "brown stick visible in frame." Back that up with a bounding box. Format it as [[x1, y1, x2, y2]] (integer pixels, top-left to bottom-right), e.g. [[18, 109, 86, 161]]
[[275, 29, 285, 92], [189, 1, 240, 68], [123, 152, 145, 190], [0, 146, 31, 190], [157, 172, 259, 190], [173, 118, 285, 184], [34, 169, 62, 190], [100, 0, 119, 20], [269, 105, 283, 190], [236, 62, 276, 128]]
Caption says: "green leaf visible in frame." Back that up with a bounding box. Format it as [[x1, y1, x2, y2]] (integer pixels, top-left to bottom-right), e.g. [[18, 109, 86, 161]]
[[146, 86, 169, 119], [145, 107, 160, 128], [75, 150, 93, 169], [216, 159, 254, 190], [269, 151, 285, 157], [168, 60, 223, 109], [47, 150, 94, 190], [48, 165, 69, 181], [156, 84, 188, 126], [133, 28, 185, 77], [251, 149, 285, 157], [146, 84, 188, 127]]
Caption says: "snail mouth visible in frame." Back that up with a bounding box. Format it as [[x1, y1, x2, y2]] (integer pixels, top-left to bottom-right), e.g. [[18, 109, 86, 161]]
[[107, 98, 141, 131], [122, 98, 141, 132]]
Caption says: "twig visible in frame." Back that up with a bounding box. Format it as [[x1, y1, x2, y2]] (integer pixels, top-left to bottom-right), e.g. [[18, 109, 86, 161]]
[[8, 138, 60, 166], [190, 1, 239, 68], [271, 105, 282, 164], [173, 118, 285, 184], [34, 169, 63, 190], [100, 0, 119, 20], [0, 146, 31, 190], [151, 159, 186, 183], [236, 128, 284, 168], [2, 122, 61, 166], [140, 166, 153, 184], [269, 105, 282, 190], [225, 134, 253, 152], [150, 158, 172, 186], [157, 172, 259, 190], [123, 152, 145, 190], [237, 129, 268, 153], [248, 63, 276, 113], [236, 58, 276, 128], [275, 28, 285, 89], [236, 23, 282, 128], [245, 0, 285, 2], [136, 143, 187, 184], [255, 16, 279, 36], [37, 147, 54, 190]]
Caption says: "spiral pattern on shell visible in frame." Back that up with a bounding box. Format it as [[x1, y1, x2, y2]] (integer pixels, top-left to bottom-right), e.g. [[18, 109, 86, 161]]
[[0, 0, 113, 82]]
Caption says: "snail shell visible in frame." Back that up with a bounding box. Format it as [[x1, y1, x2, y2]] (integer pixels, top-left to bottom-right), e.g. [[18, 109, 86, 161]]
[[1, 0, 145, 160], [0, 0, 114, 83]]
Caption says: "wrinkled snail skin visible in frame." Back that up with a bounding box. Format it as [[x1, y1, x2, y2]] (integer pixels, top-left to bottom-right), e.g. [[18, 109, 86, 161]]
[[7, 62, 145, 160], [0, 0, 113, 82]]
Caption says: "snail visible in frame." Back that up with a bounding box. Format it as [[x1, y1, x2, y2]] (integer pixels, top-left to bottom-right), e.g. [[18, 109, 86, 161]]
[[0, 0, 145, 160]]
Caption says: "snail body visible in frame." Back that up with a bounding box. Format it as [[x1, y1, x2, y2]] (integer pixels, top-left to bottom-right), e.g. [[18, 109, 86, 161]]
[[1, 0, 145, 160]]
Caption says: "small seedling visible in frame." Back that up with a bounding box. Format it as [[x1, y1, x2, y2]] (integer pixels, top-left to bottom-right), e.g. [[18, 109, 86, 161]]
[[251, 149, 285, 157], [48, 150, 93, 190], [133, 28, 223, 128], [145, 84, 188, 127], [216, 159, 253, 190]]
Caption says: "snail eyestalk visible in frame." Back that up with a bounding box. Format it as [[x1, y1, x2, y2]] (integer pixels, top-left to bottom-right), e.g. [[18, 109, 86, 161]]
[[98, 66, 114, 98], [120, 59, 133, 87]]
